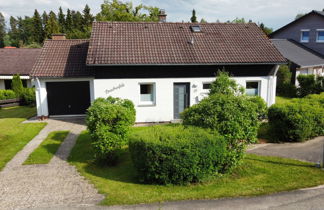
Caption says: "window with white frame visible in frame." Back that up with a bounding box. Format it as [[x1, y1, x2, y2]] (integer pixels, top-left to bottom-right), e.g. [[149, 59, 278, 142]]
[[246, 81, 260, 96], [301, 30, 310, 43], [140, 83, 155, 105], [316, 29, 324, 42]]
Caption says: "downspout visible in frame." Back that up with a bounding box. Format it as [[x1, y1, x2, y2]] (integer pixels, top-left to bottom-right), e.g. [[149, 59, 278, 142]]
[[35, 77, 44, 118], [268, 65, 279, 106]]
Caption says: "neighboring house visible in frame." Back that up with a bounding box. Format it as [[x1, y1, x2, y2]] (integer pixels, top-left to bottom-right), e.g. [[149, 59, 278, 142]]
[[31, 20, 285, 122], [0, 48, 41, 90], [270, 10, 324, 83]]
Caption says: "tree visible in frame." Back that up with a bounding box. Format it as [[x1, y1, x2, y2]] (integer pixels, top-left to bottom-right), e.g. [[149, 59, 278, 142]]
[[8, 16, 19, 47], [259, 22, 273, 35], [58, 7, 66, 33], [190, 9, 197, 23], [200, 18, 207, 23], [42, 11, 48, 27], [295, 13, 306, 20], [210, 71, 244, 96], [0, 12, 5, 48], [45, 11, 60, 38], [82, 4, 94, 28], [65, 9, 73, 33], [32, 10, 44, 43], [96, 0, 160, 22]]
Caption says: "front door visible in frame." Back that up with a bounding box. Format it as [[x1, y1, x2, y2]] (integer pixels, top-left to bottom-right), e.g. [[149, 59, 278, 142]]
[[174, 83, 190, 119]]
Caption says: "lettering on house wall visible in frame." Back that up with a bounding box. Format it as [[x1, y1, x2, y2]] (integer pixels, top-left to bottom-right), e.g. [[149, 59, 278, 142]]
[[105, 83, 125, 94]]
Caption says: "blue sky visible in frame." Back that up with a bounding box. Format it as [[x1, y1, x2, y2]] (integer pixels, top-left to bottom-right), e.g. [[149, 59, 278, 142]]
[[0, 0, 323, 30]]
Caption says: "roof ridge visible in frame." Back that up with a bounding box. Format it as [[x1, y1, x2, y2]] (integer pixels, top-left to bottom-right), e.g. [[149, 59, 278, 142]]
[[93, 21, 256, 25]]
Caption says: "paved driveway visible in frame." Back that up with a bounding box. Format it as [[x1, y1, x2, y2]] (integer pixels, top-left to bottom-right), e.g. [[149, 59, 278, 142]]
[[248, 136, 324, 163], [0, 118, 103, 210]]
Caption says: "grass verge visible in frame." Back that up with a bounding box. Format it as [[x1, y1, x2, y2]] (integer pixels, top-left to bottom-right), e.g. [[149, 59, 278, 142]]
[[68, 130, 324, 206], [0, 106, 46, 170], [24, 131, 69, 165]]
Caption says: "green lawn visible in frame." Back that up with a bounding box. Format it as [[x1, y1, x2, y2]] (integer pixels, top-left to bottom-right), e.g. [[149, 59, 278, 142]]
[[68, 130, 324, 206], [24, 131, 69, 165], [0, 106, 46, 170]]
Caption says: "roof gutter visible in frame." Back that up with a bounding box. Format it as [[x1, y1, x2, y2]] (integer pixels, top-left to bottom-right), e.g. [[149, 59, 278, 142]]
[[86, 62, 287, 67]]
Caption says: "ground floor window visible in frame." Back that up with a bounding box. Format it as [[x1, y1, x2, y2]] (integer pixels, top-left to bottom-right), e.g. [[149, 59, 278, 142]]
[[140, 83, 155, 105], [246, 81, 260, 96], [4, 79, 27, 90]]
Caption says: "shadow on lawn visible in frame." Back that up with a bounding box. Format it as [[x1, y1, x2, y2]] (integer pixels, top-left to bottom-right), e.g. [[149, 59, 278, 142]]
[[245, 156, 314, 168]]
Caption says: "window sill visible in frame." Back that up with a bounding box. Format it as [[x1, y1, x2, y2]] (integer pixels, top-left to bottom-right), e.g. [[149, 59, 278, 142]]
[[138, 102, 156, 107], [316, 41, 324, 43], [300, 41, 309, 43]]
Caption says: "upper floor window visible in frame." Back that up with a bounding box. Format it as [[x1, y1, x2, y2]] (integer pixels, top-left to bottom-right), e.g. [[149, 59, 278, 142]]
[[301, 30, 310, 43], [316, 29, 324, 43]]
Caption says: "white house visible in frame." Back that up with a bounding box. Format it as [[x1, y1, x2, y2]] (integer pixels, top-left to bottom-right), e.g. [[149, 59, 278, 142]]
[[31, 20, 286, 122], [0, 48, 41, 90]]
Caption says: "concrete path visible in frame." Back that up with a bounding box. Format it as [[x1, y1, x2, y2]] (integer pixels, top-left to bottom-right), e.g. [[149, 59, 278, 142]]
[[0, 117, 104, 210], [248, 136, 324, 163]]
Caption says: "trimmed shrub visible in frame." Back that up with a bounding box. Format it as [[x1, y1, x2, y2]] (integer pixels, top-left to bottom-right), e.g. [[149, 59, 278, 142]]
[[11, 74, 24, 97], [268, 94, 324, 142], [20, 88, 36, 105], [86, 97, 136, 164], [129, 125, 228, 185], [247, 96, 268, 119], [182, 94, 260, 143], [0, 90, 17, 100], [210, 71, 244, 96]]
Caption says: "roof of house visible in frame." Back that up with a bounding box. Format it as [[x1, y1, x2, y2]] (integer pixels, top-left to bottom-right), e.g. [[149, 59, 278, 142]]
[[87, 22, 286, 65], [270, 10, 324, 37], [271, 39, 324, 68], [31, 40, 93, 77], [0, 48, 41, 76]]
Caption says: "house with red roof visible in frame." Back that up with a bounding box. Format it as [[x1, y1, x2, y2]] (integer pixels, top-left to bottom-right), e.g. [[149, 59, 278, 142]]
[[0, 48, 41, 90], [31, 12, 286, 122]]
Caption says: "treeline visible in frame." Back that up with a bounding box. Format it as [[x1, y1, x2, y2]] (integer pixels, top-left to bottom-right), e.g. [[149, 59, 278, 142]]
[[0, 0, 274, 48], [0, 0, 160, 48]]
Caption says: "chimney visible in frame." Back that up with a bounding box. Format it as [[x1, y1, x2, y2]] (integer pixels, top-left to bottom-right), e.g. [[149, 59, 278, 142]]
[[52, 34, 66, 40], [158, 9, 167, 23]]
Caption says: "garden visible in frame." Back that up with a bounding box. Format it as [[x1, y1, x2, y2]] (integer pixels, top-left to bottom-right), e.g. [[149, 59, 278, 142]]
[[68, 71, 324, 205]]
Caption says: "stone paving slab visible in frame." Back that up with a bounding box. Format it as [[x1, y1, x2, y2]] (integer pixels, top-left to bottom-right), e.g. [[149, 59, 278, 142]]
[[0, 118, 104, 210]]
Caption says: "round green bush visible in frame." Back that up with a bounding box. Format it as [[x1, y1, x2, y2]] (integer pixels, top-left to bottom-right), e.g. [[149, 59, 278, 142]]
[[86, 97, 136, 164], [129, 125, 228, 185], [0, 90, 17, 100], [268, 95, 324, 142], [20, 88, 36, 105]]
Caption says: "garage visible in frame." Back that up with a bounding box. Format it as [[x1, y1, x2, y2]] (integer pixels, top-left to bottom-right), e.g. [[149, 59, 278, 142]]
[[46, 81, 91, 115]]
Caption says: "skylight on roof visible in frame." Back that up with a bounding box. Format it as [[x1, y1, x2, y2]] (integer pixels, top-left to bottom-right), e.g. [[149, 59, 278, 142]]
[[190, 25, 201, 32]]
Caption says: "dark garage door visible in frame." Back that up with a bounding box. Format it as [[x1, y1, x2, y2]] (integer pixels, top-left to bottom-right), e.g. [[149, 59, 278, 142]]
[[46, 81, 90, 115]]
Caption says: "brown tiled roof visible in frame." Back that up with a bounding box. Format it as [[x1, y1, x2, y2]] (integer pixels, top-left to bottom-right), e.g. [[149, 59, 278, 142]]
[[87, 22, 286, 65], [0, 48, 41, 76], [31, 40, 93, 77]]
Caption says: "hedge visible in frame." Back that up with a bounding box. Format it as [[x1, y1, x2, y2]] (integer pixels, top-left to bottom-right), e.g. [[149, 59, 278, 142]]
[[129, 125, 229, 185], [0, 90, 17, 100], [268, 93, 324, 142]]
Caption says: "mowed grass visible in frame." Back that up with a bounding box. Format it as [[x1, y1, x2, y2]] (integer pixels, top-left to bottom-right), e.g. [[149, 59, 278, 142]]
[[0, 106, 46, 170], [276, 96, 293, 105], [24, 131, 69, 165], [68, 130, 324, 206]]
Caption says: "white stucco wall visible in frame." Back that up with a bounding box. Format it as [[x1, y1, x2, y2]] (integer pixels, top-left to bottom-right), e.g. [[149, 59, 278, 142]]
[[93, 76, 275, 123], [35, 76, 277, 122]]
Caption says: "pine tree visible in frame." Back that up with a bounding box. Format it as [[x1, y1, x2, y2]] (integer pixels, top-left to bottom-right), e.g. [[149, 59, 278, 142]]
[[65, 9, 73, 33], [71, 10, 83, 31], [82, 4, 94, 28], [32, 10, 44, 44], [42, 11, 48, 27], [45, 11, 60, 38], [9, 16, 19, 47], [190, 9, 197, 23], [58, 7, 66, 33], [0, 12, 5, 48], [12, 74, 24, 97]]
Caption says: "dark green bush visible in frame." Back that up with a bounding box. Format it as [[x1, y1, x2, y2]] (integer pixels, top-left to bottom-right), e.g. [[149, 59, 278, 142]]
[[129, 125, 229, 185], [276, 65, 297, 97], [182, 94, 260, 143], [86, 96, 136, 164], [0, 90, 17, 100], [20, 88, 36, 105], [11, 74, 24, 97], [268, 94, 324, 142]]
